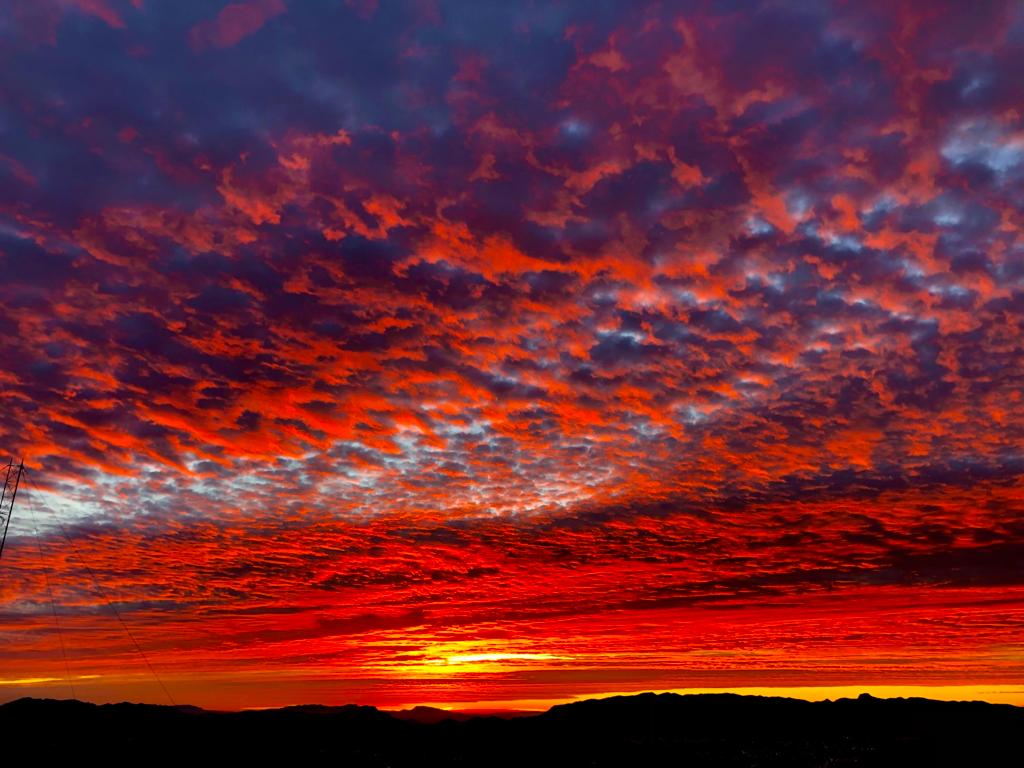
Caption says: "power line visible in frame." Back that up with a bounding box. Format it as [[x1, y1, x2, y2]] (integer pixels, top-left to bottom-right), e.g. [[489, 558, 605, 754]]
[[21, 468, 177, 707], [25, 491, 76, 700]]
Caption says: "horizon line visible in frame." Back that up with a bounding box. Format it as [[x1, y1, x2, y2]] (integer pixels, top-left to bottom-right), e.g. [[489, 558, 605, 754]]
[[5, 684, 1024, 713]]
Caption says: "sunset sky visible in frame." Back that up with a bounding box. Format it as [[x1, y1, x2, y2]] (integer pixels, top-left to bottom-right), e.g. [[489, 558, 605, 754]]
[[1, 0, 1023, 711]]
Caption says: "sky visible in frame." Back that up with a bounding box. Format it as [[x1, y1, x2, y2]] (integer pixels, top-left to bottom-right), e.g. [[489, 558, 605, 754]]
[[1, 0, 1023, 711]]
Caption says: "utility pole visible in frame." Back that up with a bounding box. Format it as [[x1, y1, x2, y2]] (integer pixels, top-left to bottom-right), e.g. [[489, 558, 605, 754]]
[[0, 459, 24, 561]]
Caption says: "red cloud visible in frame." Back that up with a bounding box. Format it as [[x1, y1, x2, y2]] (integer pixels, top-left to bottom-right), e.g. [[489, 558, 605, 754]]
[[68, 0, 125, 29], [188, 0, 286, 52]]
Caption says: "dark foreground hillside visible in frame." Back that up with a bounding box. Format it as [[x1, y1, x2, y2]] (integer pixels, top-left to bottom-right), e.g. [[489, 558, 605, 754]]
[[3, 692, 1021, 766]]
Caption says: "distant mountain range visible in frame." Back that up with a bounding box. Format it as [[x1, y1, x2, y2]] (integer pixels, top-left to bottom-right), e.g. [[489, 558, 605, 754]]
[[3, 691, 1021, 765]]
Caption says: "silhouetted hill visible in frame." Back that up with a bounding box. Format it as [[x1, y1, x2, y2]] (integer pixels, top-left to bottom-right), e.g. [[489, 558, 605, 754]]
[[391, 705, 476, 723], [3, 692, 1021, 765]]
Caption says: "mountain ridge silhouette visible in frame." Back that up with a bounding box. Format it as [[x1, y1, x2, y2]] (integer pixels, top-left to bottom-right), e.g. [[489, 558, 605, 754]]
[[3, 691, 1021, 765]]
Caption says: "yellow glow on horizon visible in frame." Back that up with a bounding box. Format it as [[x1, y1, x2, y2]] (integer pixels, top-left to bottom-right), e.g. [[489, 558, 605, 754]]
[[0, 674, 101, 687], [0, 677, 61, 686], [383, 640, 573, 676], [443, 653, 562, 665]]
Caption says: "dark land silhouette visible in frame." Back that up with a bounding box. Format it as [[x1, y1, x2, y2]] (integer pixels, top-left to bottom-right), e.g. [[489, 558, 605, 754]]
[[3, 691, 1021, 765]]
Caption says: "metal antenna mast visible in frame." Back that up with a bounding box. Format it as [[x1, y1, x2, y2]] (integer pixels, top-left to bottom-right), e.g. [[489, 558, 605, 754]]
[[1, 458, 24, 561]]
